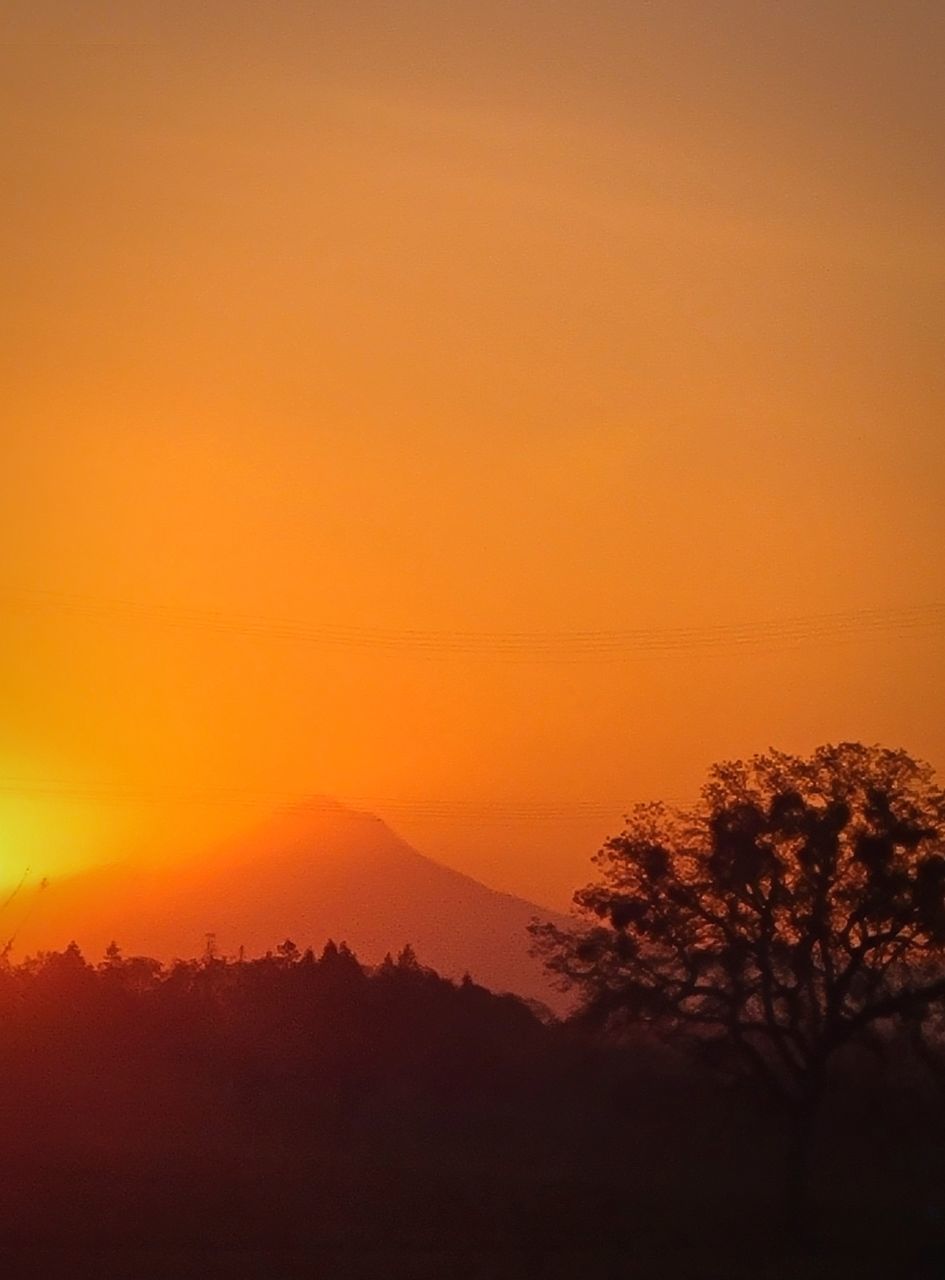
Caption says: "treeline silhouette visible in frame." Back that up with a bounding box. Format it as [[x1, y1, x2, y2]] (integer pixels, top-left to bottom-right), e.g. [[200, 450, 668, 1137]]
[[2, 935, 945, 1278]]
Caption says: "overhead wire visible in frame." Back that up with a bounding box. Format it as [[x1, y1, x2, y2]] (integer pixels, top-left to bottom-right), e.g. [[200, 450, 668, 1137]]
[[0, 777, 692, 820], [2, 587, 943, 659], [1, 585, 935, 819]]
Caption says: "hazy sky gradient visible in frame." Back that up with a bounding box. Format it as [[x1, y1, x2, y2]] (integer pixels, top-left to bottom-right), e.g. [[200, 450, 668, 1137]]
[[2, 1, 943, 906]]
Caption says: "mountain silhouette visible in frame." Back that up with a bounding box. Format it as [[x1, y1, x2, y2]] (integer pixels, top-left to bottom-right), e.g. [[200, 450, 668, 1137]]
[[8, 800, 569, 1007]]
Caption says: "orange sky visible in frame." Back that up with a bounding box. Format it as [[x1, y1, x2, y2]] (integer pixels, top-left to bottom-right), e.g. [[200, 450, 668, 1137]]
[[2, 1, 944, 909]]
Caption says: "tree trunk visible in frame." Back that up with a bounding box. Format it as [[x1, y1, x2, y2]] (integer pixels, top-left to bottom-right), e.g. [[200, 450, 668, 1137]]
[[784, 1107, 815, 1245]]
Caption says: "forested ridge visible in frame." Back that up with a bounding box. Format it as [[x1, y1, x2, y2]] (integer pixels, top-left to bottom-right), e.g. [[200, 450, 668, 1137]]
[[1, 931, 944, 1278]]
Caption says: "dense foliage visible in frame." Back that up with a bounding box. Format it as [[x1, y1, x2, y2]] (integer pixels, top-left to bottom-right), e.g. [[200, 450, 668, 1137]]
[[532, 746, 945, 1100], [531, 744, 945, 1233]]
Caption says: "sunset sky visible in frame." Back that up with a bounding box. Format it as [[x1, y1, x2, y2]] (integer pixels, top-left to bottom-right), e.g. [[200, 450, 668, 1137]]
[[2, 1, 944, 910]]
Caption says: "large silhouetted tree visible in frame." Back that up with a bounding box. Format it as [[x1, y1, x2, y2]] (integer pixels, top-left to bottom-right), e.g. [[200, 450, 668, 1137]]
[[531, 743, 945, 1232]]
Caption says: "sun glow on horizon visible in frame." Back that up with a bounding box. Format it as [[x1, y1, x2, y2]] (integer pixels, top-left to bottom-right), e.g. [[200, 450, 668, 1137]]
[[2, 0, 944, 912]]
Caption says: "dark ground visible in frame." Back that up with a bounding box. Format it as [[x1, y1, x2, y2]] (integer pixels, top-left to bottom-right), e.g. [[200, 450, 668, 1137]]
[[2, 944, 944, 1278]]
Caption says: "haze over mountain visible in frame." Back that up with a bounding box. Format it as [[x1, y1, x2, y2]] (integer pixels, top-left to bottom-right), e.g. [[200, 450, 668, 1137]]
[[4, 801, 569, 1008]]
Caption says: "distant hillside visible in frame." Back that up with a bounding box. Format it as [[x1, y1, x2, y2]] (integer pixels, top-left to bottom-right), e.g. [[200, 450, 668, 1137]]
[[9, 801, 571, 1009]]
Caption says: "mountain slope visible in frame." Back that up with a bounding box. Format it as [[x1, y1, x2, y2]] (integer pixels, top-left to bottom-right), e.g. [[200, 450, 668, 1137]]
[[8, 801, 571, 1007]]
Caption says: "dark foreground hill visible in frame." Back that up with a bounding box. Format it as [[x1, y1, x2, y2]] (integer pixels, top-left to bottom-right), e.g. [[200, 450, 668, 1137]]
[[0, 942, 943, 1279], [9, 801, 569, 1007]]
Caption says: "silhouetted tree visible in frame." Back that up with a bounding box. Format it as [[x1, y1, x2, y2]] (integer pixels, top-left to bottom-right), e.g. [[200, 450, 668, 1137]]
[[276, 938, 300, 966], [531, 743, 945, 1234], [317, 938, 366, 989], [34, 940, 92, 994]]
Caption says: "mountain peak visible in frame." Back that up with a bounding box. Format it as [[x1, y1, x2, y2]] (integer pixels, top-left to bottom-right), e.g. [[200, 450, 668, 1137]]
[[11, 803, 570, 1009]]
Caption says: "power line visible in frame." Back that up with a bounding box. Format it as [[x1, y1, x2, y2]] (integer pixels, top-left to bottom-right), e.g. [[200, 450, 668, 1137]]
[[0, 778, 690, 821], [0, 866, 30, 916], [3, 587, 943, 659]]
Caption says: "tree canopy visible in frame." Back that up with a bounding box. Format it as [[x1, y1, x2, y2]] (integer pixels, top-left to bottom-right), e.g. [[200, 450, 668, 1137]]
[[531, 743, 945, 1115]]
